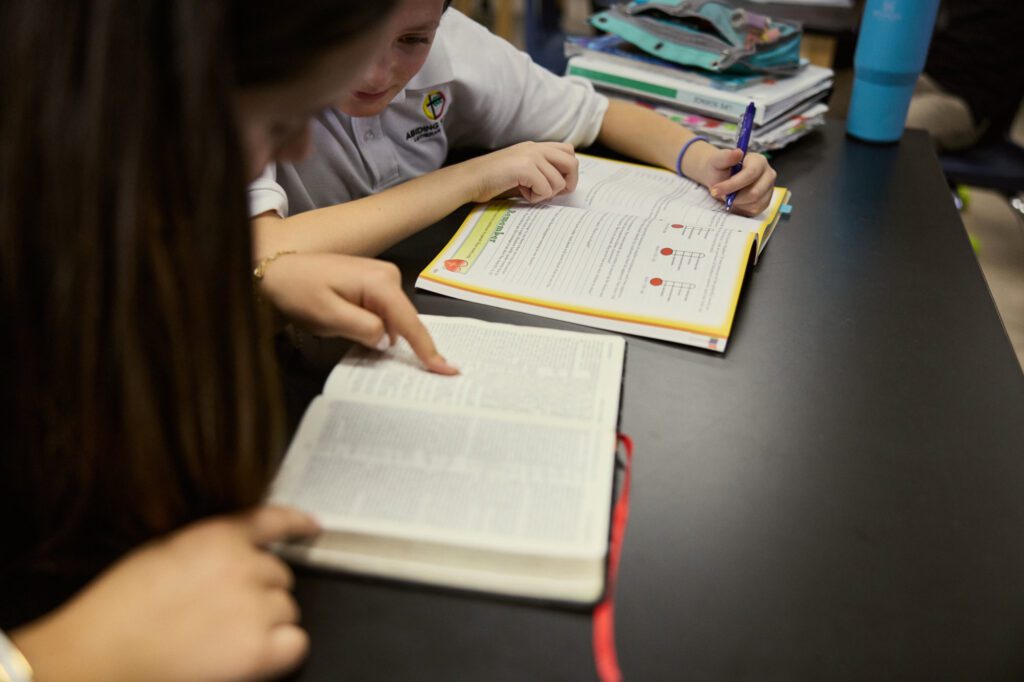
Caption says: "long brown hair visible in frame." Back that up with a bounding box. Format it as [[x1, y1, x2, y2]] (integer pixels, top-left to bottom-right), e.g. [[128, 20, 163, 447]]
[[0, 0, 394, 618]]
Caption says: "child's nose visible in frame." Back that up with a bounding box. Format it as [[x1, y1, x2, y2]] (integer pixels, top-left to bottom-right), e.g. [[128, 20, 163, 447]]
[[362, 52, 395, 90]]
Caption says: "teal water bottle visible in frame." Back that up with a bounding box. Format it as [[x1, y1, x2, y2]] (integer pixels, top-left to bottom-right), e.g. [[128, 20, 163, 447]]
[[846, 0, 941, 143]]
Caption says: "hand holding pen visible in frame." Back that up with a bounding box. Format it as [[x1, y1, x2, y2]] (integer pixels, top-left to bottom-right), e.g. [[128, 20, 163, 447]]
[[726, 102, 756, 211], [704, 102, 777, 217]]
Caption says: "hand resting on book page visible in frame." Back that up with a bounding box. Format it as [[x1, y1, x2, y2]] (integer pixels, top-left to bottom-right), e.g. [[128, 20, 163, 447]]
[[461, 141, 580, 204], [250, 142, 580, 261], [11, 506, 320, 682], [256, 252, 459, 375]]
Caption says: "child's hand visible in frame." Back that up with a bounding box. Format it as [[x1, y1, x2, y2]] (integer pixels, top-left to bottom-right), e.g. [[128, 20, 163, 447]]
[[258, 252, 459, 375], [463, 141, 579, 204], [700, 147, 777, 217], [12, 506, 321, 682]]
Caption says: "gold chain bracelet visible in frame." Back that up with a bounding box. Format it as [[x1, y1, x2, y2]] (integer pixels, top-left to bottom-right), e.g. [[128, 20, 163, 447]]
[[252, 250, 297, 282]]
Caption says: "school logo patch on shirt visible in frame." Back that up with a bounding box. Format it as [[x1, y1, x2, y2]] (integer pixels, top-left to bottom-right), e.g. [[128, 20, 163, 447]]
[[421, 90, 447, 121]]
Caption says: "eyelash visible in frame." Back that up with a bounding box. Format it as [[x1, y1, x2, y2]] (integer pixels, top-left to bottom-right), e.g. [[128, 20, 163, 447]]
[[399, 36, 431, 46]]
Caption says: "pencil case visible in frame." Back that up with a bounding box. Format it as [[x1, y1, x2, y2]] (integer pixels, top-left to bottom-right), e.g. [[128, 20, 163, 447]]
[[590, 0, 803, 75]]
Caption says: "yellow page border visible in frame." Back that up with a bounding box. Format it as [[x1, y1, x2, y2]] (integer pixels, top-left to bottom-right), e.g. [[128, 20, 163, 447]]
[[420, 154, 783, 339], [421, 215, 756, 339]]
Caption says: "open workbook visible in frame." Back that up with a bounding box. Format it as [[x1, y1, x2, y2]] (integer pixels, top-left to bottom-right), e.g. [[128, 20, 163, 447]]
[[417, 155, 791, 351], [271, 315, 625, 604]]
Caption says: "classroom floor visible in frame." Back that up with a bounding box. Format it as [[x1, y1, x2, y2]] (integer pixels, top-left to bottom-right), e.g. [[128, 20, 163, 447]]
[[941, 110, 1024, 372], [961, 185, 1024, 371]]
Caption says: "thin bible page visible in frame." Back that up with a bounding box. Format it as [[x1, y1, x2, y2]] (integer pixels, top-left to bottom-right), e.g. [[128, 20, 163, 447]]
[[323, 316, 624, 428], [272, 396, 615, 555]]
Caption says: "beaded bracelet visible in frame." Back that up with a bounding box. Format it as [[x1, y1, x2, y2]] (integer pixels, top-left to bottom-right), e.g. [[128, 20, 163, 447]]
[[675, 135, 709, 179]]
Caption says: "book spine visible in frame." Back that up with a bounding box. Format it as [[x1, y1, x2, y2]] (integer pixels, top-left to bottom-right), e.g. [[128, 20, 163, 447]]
[[568, 63, 755, 122]]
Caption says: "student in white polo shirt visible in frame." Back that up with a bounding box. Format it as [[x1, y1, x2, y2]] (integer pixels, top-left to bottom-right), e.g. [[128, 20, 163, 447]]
[[250, 0, 777, 260]]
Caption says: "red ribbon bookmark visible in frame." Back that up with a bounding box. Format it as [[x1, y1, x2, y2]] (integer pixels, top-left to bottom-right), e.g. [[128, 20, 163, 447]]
[[593, 433, 634, 682]]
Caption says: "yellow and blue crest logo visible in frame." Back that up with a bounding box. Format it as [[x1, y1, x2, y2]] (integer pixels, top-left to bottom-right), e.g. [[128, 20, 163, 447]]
[[422, 90, 447, 121]]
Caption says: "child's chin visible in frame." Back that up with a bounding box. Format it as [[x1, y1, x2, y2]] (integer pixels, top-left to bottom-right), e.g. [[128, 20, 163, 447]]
[[341, 97, 391, 119]]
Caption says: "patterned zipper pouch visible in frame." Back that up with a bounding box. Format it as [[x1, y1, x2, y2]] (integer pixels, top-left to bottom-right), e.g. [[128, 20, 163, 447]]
[[590, 0, 803, 75]]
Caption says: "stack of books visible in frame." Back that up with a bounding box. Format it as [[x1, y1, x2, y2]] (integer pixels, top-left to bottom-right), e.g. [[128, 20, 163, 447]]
[[565, 34, 832, 152]]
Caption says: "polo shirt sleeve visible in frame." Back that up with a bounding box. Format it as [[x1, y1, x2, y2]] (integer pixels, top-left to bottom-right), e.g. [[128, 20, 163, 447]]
[[441, 11, 609, 150], [247, 163, 289, 218]]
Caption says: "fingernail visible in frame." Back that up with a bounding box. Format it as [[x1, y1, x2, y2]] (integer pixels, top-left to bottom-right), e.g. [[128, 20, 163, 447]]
[[433, 355, 460, 375], [710, 188, 720, 198], [374, 334, 391, 352]]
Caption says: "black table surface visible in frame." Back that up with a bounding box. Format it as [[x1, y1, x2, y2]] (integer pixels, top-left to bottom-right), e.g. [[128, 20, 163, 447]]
[[288, 122, 1024, 681]]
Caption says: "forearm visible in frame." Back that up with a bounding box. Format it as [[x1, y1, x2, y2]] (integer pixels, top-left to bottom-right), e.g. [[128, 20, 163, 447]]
[[253, 162, 482, 259], [596, 98, 718, 186]]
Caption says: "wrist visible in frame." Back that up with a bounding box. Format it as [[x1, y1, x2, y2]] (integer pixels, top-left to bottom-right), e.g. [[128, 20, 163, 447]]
[[12, 606, 126, 682], [253, 250, 298, 289], [454, 155, 509, 205], [678, 138, 715, 185], [445, 160, 486, 205]]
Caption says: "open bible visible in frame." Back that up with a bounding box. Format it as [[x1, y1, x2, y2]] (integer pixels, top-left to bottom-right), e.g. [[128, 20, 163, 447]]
[[417, 155, 791, 351], [271, 315, 625, 604]]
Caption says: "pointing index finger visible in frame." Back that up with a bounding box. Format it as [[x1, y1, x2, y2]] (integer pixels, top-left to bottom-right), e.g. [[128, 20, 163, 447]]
[[382, 295, 459, 375]]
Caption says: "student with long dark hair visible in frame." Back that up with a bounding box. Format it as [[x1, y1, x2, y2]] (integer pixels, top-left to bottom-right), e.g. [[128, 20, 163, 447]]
[[0, 1, 431, 679]]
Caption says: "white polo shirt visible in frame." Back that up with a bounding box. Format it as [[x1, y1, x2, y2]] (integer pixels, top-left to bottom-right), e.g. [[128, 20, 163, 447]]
[[247, 9, 609, 218]]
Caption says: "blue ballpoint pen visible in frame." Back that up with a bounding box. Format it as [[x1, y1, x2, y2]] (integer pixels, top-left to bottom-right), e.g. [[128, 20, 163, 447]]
[[725, 102, 756, 212]]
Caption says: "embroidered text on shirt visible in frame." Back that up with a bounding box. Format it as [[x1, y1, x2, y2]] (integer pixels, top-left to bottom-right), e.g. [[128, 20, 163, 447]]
[[406, 121, 442, 142]]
